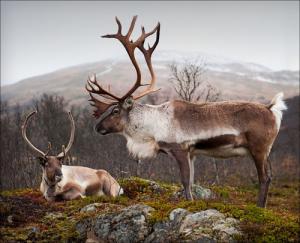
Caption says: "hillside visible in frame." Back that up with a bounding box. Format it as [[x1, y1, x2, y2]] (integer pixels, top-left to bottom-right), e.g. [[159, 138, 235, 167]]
[[0, 177, 299, 242], [2, 50, 299, 107]]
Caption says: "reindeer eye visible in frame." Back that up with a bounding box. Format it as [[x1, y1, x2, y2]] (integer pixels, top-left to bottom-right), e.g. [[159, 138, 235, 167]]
[[113, 107, 120, 114]]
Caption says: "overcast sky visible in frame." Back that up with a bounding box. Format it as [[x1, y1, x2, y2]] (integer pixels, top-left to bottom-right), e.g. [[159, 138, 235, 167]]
[[1, 1, 299, 85]]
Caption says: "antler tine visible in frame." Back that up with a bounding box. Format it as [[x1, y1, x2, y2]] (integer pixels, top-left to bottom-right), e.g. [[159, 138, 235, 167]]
[[116, 17, 122, 35], [86, 74, 121, 101], [133, 23, 161, 100], [138, 23, 160, 56], [45, 142, 52, 156], [125, 15, 137, 39], [102, 17, 122, 38], [57, 112, 75, 158], [22, 111, 46, 158], [136, 22, 160, 50], [102, 16, 137, 41]]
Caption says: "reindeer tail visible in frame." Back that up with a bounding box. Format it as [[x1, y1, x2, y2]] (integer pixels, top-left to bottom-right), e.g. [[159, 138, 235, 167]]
[[268, 92, 287, 130]]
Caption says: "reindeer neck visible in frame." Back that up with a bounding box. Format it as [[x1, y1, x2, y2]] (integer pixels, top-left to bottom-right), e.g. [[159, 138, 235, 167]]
[[125, 102, 172, 142]]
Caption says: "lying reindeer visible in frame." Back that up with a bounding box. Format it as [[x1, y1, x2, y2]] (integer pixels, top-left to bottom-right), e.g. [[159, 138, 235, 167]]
[[22, 110, 123, 201]]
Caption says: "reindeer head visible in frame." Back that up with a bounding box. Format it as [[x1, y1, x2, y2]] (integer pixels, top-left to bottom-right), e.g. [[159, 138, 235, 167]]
[[22, 111, 75, 186], [86, 16, 160, 135]]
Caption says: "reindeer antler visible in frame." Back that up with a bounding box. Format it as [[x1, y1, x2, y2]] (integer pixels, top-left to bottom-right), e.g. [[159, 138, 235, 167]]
[[22, 111, 75, 159], [57, 111, 75, 158], [86, 15, 161, 117], [22, 111, 47, 158], [86, 74, 121, 101], [102, 15, 161, 100]]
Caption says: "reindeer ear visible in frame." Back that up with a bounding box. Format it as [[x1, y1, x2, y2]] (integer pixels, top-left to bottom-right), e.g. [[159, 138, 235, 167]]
[[123, 97, 134, 110]]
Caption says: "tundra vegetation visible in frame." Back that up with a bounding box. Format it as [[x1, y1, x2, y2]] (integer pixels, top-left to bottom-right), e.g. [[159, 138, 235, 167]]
[[0, 177, 299, 242]]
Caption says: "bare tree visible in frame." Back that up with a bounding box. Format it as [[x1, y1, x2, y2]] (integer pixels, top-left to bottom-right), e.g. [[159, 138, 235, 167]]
[[169, 58, 220, 102]]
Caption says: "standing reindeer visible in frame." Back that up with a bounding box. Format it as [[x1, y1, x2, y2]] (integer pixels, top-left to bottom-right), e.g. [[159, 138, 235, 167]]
[[22, 111, 123, 201], [86, 16, 287, 207]]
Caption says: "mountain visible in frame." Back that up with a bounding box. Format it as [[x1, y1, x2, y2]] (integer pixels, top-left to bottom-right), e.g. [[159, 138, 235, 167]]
[[1, 50, 299, 107]]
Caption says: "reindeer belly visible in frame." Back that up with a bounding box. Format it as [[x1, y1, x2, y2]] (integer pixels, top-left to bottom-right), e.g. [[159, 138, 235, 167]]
[[192, 134, 249, 158]]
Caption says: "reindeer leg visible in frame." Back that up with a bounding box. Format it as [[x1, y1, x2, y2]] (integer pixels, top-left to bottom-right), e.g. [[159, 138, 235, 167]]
[[189, 154, 195, 185], [56, 182, 84, 201], [63, 189, 83, 200], [158, 142, 193, 200], [174, 151, 193, 200], [252, 153, 271, 208]]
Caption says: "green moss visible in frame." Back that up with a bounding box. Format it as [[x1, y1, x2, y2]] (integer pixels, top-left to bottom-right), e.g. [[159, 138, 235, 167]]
[[211, 186, 230, 199], [0, 188, 38, 197], [40, 214, 81, 242], [146, 200, 174, 224], [1, 178, 299, 242], [207, 203, 300, 242]]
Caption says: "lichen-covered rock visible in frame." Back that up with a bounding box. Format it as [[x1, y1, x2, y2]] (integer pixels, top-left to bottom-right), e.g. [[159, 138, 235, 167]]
[[93, 204, 154, 243], [146, 208, 240, 242], [144, 221, 171, 243], [192, 185, 213, 200], [169, 208, 189, 221], [76, 217, 93, 239], [80, 203, 102, 213], [173, 185, 213, 200], [179, 209, 241, 242]]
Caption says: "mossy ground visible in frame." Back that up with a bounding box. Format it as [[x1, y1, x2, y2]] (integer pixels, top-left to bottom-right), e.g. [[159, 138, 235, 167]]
[[0, 177, 299, 242]]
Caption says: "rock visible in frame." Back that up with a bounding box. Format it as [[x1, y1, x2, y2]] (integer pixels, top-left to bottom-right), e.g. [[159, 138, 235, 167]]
[[192, 185, 213, 200], [76, 218, 93, 239], [212, 217, 241, 241], [169, 208, 190, 226], [173, 184, 213, 200], [77, 204, 241, 242], [81, 203, 102, 213], [144, 221, 171, 243], [180, 209, 225, 231], [145, 208, 190, 242], [93, 204, 154, 243], [179, 209, 241, 242]]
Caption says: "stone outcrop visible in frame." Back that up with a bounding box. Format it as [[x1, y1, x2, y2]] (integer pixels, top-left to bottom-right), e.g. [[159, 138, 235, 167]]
[[77, 204, 241, 243]]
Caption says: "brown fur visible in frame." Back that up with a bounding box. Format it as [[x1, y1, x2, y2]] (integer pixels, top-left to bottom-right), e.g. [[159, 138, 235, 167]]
[[194, 134, 247, 150], [172, 100, 276, 134], [96, 170, 121, 197], [56, 182, 83, 201]]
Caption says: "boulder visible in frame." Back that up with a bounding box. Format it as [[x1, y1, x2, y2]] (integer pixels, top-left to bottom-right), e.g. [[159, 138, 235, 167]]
[[179, 209, 241, 242], [146, 208, 240, 242], [93, 204, 154, 243], [77, 204, 241, 242]]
